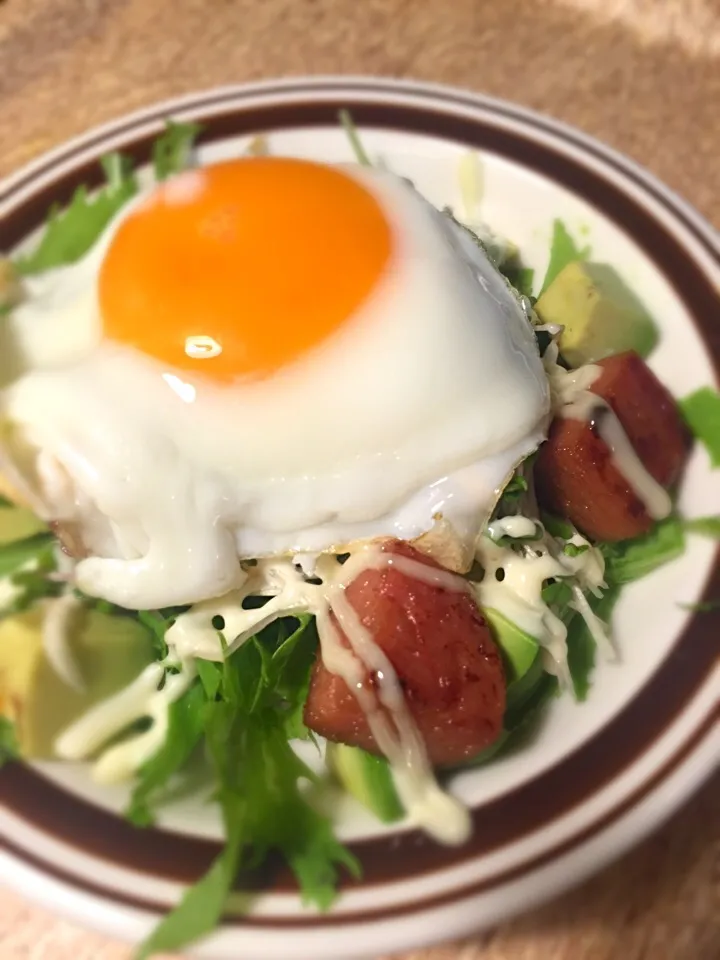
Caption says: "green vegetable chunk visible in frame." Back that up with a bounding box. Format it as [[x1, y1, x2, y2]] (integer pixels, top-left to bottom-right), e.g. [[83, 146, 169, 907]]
[[338, 109, 372, 166], [501, 261, 535, 298], [152, 120, 202, 181], [541, 581, 618, 701], [457, 612, 549, 769], [681, 598, 720, 613], [683, 515, 720, 539], [15, 153, 139, 276], [13, 120, 201, 279], [499, 473, 528, 503], [601, 516, 685, 585], [126, 681, 207, 827], [137, 841, 240, 959], [680, 387, 720, 467], [535, 261, 658, 366], [0, 607, 155, 759], [484, 608, 539, 681], [0, 715, 19, 767], [0, 531, 54, 580], [505, 649, 545, 714], [326, 744, 403, 823], [462, 672, 558, 768], [566, 589, 618, 701], [538, 219, 591, 296], [0, 516, 63, 615], [135, 617, 359, 960]]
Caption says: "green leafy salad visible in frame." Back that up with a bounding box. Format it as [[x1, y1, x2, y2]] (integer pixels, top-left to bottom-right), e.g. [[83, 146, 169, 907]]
[[1, 118, 719, 959]]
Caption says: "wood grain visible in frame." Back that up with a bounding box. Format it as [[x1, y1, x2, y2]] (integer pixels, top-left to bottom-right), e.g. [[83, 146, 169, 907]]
[[0, 1, 718, 958]]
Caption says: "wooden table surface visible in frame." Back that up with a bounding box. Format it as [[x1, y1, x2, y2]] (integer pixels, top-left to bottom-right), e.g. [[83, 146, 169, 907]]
[[0, 1, 718, 958]]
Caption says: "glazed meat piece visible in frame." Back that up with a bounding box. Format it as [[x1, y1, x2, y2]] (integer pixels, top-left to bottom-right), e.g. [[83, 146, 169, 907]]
[[304, 540, 505, 766], [590, 352, 689, 486], [535, 351, 690, 541]]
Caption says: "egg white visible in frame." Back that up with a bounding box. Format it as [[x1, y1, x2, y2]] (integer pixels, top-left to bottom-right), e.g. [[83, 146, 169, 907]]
[[1, 164, 549, 608]]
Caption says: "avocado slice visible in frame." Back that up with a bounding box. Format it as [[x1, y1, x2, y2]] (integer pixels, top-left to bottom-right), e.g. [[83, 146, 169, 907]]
[[485, 607, 545, 713], [534, 261, 658, 366], [0, 504, 46, 545], [455, 616, 548, 770], [326, 743, 404, 823], [484, 607, 539, 682], [505, 647, 544, 713], [0, 605, 155, 758]]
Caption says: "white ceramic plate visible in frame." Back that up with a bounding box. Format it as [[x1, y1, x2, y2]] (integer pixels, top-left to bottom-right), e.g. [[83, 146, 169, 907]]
[[1, 78, 718, 960]]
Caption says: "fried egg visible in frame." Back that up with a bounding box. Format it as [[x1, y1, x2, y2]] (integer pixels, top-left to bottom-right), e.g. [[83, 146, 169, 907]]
[[1, 157, 550, 608]]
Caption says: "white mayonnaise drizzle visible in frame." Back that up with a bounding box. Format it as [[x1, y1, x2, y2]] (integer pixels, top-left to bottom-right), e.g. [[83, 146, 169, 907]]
[[167, 561, 312, 662], [44, 347, 640, 839], [568, 581, 616, 661], [543, 343, 671, 521], [56, 662, 163, 763], [476, 537, 571, 685], [55, 655, 197, 784], [475, 517, 611, 684], [54, 545, 471, 843], [587, 406, 671, 520], [543, 343, 602, 414], [52, 507, 611, 836], [41, 591, 85, 691], [486, 515, 538, 541], [167, 550, 468, 661], [317, 549, 471, 845]]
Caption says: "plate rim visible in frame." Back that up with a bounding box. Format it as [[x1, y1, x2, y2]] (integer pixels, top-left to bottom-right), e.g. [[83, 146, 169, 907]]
[[1, 76, 718, 946]]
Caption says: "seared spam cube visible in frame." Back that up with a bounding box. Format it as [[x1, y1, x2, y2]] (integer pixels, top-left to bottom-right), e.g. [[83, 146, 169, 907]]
[[535, 351, 690, 541], [304, 540, 505, 766]]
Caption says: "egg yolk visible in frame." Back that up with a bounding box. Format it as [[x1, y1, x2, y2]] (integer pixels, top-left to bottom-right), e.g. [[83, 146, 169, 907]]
[[99, 157, 393, 381]]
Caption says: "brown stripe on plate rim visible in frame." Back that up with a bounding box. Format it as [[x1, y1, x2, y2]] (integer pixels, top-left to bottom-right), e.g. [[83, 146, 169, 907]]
[[1, 84, 719, 903], [2, 556, 717, 892], [1, 707, 716, 928], [3, 87, 720, 374], [2, 79, 719, 270]]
